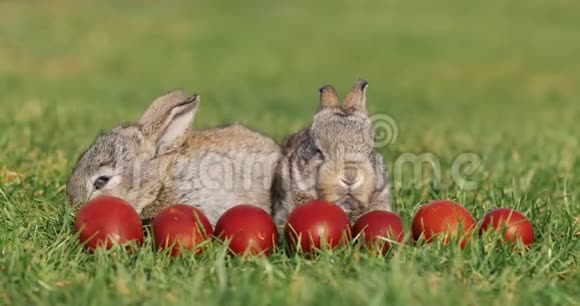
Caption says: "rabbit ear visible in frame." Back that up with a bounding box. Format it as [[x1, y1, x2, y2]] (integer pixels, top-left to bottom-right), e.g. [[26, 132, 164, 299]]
[[343, 79, 369, 114], [318, 85, 340, 111], [139, 89, 199, 155]]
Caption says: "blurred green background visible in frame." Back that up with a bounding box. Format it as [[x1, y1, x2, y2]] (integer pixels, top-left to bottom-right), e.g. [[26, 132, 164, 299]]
[[0, 1, 578, 305], [1, 0, 578, 207]]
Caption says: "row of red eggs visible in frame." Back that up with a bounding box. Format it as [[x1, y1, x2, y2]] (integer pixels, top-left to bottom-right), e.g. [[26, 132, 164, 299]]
[[75, 196, 534, 256]]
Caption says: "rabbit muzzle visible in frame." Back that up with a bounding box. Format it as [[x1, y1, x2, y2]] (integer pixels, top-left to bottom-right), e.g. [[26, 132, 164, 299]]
[[317, 161, 376, 219]]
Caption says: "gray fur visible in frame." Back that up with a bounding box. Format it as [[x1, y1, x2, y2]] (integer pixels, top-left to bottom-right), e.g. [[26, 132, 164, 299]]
[[66, 90, 281, 226], [272, 80, 391, 226]]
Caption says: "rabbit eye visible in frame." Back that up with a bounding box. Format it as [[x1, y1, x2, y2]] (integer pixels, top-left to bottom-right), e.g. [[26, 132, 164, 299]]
[[313, 148, 323, 156], [310, 144, 324, 159], [315, 149, 325, 161], [93, 176, 110, 190]]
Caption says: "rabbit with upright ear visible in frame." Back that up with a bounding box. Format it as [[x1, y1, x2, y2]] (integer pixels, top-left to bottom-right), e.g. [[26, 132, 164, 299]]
[[66, 90, 281, 226], [272, 80, 391, 226]]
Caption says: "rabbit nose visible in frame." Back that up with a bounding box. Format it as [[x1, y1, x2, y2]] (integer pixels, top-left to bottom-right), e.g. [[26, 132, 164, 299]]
[[341, 166, 358, 186]]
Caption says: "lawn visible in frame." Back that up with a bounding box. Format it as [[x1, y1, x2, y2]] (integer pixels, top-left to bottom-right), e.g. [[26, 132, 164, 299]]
[[0, 0, 578, 305]]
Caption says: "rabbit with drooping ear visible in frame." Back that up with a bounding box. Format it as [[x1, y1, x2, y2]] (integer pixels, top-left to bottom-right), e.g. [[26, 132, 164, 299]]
[[272, 80, 391, 226], [66, 89, 281, 226]]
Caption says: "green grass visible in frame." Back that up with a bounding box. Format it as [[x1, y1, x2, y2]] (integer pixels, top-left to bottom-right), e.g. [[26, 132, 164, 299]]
[[0, 0, 578, 305]]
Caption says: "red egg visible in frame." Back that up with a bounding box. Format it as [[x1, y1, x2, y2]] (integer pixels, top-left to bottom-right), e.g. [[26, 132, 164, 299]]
[[214, 205, 279, 256], [353, 210, 405, 254], [412, 200, 476, 248], [151, 204, 213, 256], [480, 208, 534, 247], [285, 200, 351, 254], [75, 196, 144, 251]]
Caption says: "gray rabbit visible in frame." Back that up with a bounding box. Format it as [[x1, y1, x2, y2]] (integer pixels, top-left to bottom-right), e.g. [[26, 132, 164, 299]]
[[272, 80, 391, 226], [66, 90, 281, 225]]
